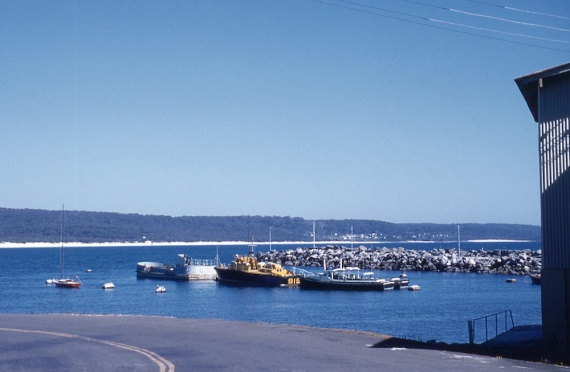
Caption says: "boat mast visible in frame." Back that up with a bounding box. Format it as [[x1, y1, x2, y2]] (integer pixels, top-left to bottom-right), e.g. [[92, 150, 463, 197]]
[[457, 225, 461, 256], [60, 205, 65, 279], [313, 221, 316, 248]]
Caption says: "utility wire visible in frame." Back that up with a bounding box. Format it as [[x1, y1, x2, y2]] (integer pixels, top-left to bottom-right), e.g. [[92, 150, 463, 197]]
[[431, 18, 570, 44], [337, 0, 570, 39], [318, 0, 570, 53], [449, 8, 570, 33], [461, 0, 570, 21], [386, 0, 570, 32]]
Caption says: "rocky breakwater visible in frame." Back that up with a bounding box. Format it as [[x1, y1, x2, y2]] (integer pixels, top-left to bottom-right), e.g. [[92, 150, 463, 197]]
[[257, 246, 541, 275]]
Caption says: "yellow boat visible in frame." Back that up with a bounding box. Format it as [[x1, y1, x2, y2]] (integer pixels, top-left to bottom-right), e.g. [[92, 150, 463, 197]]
[[215, 241, 299, 287]]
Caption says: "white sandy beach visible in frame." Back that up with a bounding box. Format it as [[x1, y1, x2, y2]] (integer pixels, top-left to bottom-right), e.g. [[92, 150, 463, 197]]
[[0, 239, 532, 249]]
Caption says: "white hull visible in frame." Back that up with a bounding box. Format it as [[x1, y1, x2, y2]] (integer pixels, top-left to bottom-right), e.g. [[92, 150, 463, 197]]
[[136, 255, 217, 281]]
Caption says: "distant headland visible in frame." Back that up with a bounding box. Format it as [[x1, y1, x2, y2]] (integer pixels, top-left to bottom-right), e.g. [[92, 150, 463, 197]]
[[0, 207, 540, 244]]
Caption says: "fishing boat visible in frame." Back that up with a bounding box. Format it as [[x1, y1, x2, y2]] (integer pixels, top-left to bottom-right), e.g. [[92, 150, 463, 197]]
[[298, 266, 395, 291], [215, 240, 299, 287], [136, 254, 217, 281], [53, 206, 81, 289]]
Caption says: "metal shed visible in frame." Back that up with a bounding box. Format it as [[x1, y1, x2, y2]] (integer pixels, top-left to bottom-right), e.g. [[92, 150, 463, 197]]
[[515, 62, 570, 356]]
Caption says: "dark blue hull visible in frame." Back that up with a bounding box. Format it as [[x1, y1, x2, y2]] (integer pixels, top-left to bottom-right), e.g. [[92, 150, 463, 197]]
[[299, 276, 394, 291]]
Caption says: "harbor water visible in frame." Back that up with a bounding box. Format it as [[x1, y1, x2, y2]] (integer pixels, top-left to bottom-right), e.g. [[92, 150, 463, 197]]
[[0, 241, 541, 344]]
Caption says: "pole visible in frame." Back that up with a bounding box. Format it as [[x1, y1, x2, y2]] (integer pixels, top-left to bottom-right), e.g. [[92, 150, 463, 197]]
[[457, 225, 461, 256]]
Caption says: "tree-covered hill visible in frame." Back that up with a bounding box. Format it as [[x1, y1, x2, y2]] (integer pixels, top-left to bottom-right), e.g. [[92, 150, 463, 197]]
[[0, 207, 541, 243]]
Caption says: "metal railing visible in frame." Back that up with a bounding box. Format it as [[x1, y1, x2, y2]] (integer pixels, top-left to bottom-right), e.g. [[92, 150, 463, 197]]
[[467, 310, 515, 344]]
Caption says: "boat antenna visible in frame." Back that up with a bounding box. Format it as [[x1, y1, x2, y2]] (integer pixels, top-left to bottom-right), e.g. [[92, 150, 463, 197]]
[[248, 236, 255, 256]]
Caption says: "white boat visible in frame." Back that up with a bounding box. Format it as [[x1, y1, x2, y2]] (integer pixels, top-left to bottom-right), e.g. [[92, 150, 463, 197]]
[[137, 254, 217, 281], [46, 278, 57, 284], [299, 267, 395, 290], [155, 285, 166, 293], [408, 284, 421, 291], [391, 276, 410, 289], [102, 282, 115, 289]]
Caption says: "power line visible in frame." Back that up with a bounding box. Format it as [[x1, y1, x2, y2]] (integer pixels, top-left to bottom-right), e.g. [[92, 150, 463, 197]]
[[321, 0, 570, 53], [391, 0, 570, 32], [449, 8, 570, 33], [430, 18, 570, 45], [461, 0, 570, 21]]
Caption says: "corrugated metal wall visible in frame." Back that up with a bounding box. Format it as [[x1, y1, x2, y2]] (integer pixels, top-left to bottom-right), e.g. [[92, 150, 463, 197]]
[[539, 76, 570, 270]]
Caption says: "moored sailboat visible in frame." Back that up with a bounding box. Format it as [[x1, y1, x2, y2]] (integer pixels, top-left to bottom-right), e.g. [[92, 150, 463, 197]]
[[53, 205, 81, 289]]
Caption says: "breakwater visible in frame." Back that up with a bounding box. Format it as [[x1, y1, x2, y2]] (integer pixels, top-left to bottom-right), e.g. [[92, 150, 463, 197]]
[[257, 246, 541, 275]]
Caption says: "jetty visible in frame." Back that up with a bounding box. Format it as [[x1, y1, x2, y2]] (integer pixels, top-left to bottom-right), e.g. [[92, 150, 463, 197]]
[[257, 246, 541, 275]]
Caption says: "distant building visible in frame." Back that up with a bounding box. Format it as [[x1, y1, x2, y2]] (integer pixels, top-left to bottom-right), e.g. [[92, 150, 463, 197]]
[[516, 62, 570, 357]]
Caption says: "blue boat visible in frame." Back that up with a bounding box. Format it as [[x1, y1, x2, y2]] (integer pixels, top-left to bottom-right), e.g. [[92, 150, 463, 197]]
[[298, 267, 396, 291]]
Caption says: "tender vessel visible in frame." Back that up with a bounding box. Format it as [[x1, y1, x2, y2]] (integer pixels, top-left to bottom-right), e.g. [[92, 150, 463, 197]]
[[155, 285, 166, 293]]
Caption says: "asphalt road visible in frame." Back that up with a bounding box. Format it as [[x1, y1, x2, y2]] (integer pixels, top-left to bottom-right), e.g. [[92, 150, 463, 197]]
[[0, 314, 565, 371]]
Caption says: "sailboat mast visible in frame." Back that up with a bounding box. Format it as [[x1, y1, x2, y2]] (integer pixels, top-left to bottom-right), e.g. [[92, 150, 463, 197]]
[[60, 205, 65, 278]]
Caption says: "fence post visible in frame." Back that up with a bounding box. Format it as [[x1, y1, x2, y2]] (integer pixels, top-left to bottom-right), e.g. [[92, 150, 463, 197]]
[[468, 320, 474, 344]]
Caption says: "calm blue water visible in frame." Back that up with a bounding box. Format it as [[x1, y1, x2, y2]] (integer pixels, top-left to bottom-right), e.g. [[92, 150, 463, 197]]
[[0, 241, 541, 344]]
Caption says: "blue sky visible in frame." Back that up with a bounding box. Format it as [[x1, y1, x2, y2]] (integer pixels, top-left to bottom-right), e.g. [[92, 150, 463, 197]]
[[2, 1, 569, 225]]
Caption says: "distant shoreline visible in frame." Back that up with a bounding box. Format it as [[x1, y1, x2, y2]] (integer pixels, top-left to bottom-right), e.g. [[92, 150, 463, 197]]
[[0, 239, 536, 249]]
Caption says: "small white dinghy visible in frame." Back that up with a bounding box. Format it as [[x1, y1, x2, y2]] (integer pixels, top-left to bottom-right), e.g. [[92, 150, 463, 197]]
[[102, 282, 115, 289], [408, 284, 421, 291], [155, 285, 166, 293]]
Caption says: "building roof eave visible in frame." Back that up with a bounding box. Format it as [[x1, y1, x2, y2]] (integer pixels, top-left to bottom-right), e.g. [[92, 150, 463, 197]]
[[515, 62, 570, 123]]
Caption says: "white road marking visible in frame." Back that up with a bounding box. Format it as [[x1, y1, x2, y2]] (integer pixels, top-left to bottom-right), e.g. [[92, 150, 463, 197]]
[[0, 327, 175, 372]]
